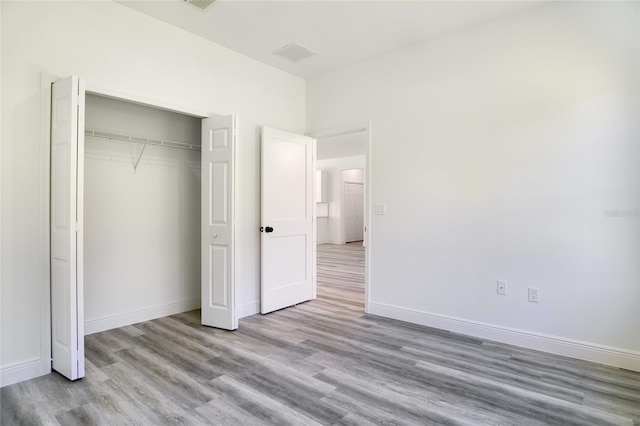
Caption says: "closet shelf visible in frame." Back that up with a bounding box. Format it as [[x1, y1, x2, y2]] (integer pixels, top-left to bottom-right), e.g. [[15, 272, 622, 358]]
[[85, 129, 201, 152]]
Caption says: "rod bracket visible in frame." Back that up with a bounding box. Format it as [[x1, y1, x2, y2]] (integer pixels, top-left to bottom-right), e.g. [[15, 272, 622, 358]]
[[133, 143, 147, 173]]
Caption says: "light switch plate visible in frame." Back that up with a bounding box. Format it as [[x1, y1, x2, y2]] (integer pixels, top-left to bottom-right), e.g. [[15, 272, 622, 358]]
[[497, 280, 507, 295], [375, 204, 386, 215]]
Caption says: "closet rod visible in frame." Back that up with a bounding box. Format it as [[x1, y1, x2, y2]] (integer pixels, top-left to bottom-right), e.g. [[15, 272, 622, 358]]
[[85, 129, 201, 152]]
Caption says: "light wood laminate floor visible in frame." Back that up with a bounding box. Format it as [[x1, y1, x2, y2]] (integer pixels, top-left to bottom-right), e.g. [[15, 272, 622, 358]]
[[2, 242, 639, 425]]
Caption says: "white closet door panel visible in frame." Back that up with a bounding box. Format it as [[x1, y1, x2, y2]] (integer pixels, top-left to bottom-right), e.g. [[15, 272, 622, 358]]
[[51, 76, 85, 380], [201, 115, 237, 330]]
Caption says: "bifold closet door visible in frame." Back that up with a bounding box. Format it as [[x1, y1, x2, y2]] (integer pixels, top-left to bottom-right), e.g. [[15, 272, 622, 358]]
[[51, 75, 85, 380], [201, 115, 238, 330]]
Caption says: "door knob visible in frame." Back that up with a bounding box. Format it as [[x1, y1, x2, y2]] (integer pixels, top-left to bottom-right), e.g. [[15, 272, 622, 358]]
[[265, 226, 274, 233]]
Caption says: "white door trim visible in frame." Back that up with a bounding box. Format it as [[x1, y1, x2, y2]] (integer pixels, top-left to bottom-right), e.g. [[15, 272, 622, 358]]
[[308, 122, 372, 314]]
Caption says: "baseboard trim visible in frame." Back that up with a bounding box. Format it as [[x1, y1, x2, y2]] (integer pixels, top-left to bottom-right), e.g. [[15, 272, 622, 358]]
[[368, 302, 640, 372], [237, 301, 260, 319], [0, 357, 49, 388], [85, 298, 201, 335]]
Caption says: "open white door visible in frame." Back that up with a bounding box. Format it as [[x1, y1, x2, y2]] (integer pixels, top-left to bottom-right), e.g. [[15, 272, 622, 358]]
[[261, 127, 315, 314], [201, 116, 237, 330], [51, 76, 85, 380]]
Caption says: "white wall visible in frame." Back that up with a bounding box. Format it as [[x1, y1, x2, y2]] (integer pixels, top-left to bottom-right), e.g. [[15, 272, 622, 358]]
[[316, 156, 365, 244], [83, 95, 202, 334], [0, 1, 305, 386], [308, 2, 640, 369]]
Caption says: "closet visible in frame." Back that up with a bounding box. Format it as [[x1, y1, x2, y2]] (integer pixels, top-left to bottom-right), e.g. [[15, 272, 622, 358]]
[[84, 94, 202, 334], [50, 75, 237, 380]]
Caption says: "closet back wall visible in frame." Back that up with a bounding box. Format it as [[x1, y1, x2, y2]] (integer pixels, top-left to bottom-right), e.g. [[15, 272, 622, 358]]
[[84, 94, 201, 334]]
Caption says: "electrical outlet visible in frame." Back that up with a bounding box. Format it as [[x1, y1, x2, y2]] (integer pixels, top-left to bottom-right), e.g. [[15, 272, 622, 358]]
[[528, 287, 539, 303], [497, 280, 507, 295]]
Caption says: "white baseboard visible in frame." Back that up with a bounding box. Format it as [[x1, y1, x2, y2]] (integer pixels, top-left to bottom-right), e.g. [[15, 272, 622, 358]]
[[368, 302, 640, 372], [237, 301, 260, 319], [85, 298, 201, 335], [0, 357, 50, 388]]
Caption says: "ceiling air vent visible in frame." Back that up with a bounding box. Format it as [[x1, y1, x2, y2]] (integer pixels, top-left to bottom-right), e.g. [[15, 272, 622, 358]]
[[182, 0, 216, 11], [272, 42, 317, 63]]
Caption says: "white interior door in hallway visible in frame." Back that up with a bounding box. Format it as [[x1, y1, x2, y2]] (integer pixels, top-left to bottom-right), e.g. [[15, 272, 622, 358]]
[[344, 182, 364, 242]]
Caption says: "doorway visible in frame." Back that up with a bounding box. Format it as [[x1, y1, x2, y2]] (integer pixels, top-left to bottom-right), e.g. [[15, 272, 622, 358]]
[[313, 123, 370, 312]]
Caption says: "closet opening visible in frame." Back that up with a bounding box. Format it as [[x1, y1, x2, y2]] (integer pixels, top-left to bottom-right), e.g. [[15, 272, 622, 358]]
[[50, 75, 235, 381], [83, 93, 203, 335]]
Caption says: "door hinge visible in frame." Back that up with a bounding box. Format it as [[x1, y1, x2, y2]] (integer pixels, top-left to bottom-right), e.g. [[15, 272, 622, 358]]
[[75, 222, 79, 233]]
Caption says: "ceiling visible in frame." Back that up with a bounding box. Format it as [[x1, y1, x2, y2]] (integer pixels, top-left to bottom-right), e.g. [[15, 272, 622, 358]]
[[118, 0, 545, 79]]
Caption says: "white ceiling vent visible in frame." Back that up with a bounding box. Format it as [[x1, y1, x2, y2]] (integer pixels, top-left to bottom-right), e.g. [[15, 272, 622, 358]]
[[182, 0, 216, 11], [272, 42, 317, 63]]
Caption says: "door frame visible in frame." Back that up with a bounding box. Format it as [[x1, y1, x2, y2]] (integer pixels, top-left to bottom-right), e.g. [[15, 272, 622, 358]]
[[39, 75, 227, 379], [309, 122, 372, 314]]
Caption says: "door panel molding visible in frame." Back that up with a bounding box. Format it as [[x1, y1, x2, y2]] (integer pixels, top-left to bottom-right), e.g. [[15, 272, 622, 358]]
[[201, 116, 237, 330]]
